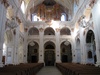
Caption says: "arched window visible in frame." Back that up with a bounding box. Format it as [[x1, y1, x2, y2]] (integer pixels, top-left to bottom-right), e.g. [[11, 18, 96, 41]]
[[32, 14, 38, 21], [28, 27, 39, 35], [44, 27, 55, 35], [61, 13, 66, 21], [21, 1, 25, 14]]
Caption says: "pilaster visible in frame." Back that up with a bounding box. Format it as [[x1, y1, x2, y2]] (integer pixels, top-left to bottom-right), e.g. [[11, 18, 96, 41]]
[[38, 28, 44, 63], [55, 28, 61, 63]]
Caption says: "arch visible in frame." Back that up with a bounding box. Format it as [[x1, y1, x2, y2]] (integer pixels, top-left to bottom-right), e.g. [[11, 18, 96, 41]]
[[27, 41, 39, 63], [60, 41, 72, 63], [44, 41, 55, 50], [60, 27, 71, 35], [44, 41, 55, 66], [28, 27, 39, 35], [86, 30, 97, 64], [28, 40, 39, 46], [44, 40, 56, 46], [60, 39, 72, 47], [86, 30, 94, 43], [44, 27, 55, 35]]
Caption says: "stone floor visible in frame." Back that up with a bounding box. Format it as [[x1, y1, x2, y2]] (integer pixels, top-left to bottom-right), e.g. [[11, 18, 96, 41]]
[[36, 66, 62, 75]]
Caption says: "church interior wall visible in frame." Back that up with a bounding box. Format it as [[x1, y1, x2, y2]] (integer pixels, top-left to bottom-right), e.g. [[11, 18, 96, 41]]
[[1, 0, 100, 67]]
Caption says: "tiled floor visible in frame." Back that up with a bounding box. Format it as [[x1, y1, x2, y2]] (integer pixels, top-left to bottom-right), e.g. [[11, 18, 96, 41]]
[[36, 66, 62, 75]]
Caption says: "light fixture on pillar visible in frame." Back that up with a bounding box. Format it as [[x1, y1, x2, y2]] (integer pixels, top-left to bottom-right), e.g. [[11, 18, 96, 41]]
[[29, 41, 35, 46]]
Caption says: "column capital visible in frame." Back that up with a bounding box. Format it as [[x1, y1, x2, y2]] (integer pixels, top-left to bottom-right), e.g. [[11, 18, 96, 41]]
[[55, 28, 60, 32], [1, 0, 9, 8], [39, 28, 44, 32]]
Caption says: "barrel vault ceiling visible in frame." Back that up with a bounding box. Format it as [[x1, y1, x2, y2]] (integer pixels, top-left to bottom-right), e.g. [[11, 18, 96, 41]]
[[25, 0, 74, 13]]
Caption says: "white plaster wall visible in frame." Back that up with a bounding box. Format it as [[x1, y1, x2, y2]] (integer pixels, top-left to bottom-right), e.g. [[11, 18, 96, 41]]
[[0, 2, 6, 67], [92, 0, 100, 66], [27, 26, 73, 63]]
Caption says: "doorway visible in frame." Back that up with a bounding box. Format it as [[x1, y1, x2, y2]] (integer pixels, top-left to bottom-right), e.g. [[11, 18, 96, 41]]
[[44, 41, 55, 66], [28, 41, 39, 63], [45, 50, 55, 66], [86, 30, 97, 64], [62, 55, 68, 62], [60, 41, 72, 63]]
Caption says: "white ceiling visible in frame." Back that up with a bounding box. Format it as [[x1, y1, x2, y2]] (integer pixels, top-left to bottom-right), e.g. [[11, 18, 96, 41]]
[[26, 0, 74, 13]]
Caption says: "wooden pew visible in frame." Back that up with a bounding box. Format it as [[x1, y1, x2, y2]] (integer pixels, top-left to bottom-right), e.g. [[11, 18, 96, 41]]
[[56, 63, 100, 75], [0, 63, 44, 75]]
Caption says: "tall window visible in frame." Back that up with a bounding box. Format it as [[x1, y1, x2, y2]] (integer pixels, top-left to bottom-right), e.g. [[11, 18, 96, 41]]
[[32, 14, 38, 21], [61, 13, 66, 21], [21, 1, 25, 14]]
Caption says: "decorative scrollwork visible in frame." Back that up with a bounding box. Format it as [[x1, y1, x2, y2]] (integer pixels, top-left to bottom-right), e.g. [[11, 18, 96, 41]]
[[6, 17, 18, 29]]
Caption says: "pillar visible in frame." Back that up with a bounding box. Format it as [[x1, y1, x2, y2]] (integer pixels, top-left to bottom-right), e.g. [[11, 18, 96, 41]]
[[0, 1, 7, 67], [79, 27, 87, 64], [92, 1, 100, 66], [23, 28, 28, 63], [38, 28, 44, 63], [55, 28, 61, 63]]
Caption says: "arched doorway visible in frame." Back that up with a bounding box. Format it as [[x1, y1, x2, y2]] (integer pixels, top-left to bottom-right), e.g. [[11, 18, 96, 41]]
[[44, 41, 55, 66], [44, 27, 55, 35], [60, 27, 71, 35], [60, 41, 72, 63], [28, 41, 39, 63], [76, 38, 81, 63], [86, 30, 97, 64]]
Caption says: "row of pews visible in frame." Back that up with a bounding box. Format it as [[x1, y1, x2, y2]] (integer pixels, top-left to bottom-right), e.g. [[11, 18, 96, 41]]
[[0, 63, 44, 75], [56, 63, 100, 75]]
